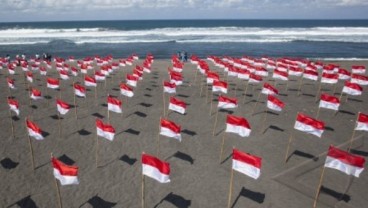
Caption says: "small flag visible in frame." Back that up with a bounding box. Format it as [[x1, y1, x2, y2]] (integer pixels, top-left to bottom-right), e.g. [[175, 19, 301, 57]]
[[338, 68, 351, 80], [249, 74, 263, 84], [163, 81, 176, 94], [262, 83, 278, 95], [84, 76, 97, 87], [321, 73, 338, 84], [60, 70, 69, 80], [26, 71, 33, 83], [168, 97, 186, 115], [303, 70, 318, 81], [352, 65, 366, 74], [225, 115, 251, 137], [218, 95, 238, 109], [294, 113, 325, 137], [47, 78, 60, 89], [232, 148, 262, 179], [120, 83, 134, 97], [8, 98, 20, 116], [107, 95, 122, 113], [212, 80, 228, 94], [7, 77, 15, 89], [355, 112, 368, 131], [26, 119, 44, 140], [351, 74, 368, 86], [142, 153, 170, 183], [273, 69, 288, 81], [56, 99, 70, 115], [288, 67, 303, 76], [267, 95, 285, 112], [74, 84, 86, 97], [160, 119, 182, 141], [206, 71, 220, 84], [319, 93, 340, 111], [96, 119, 115, 141], [52, 157, 79, 185], [324, 146, 365, 177], [95, 71, 105, 81], [342, 81, 363, 96], [127, 74, 138, 87], [30, 88, 42, 100]]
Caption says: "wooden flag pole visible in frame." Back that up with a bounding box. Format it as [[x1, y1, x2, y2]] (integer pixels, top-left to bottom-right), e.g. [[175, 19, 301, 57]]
[[285, 79, 289, 92], [315, 82, 322, 102], [332, 83, 338, 95], [73, 93, 78, 120], [51, 153, 63, 208], [209, 92, 214, 115], [347, 113, 359, 152], [312, 166, 326, 208], [206, 84, 209, 102], [95, 133, 99, 168], [242, 82, 250, 103], [251, 91, 262, 115], [58, 112, 62, 137], [9, 109, 15, 139], [213, 109, 219, 136], [162, 91, 166, 117], [262, 110, 268, 133], [59, 85, 62, 99], [141, 173, 145, 208], [284, 132, 294, 163], [26, 118, 35, 171], [297, 78, 304, 96], [234, 79, 238, 97], [219, 133, 227, 163], [338, 90, 344, 102], [107, 94, 110, 124], [227, 167, 234, 208], [316, 107, 321, 119], [199, 78, 204, 97], [345, 94, 349, 103], [157, 117, 162, 157]]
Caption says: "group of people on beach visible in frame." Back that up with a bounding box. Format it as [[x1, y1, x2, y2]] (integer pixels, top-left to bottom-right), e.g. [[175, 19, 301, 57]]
[[177, 51, 188, 62], [4, 53, 52, 66]]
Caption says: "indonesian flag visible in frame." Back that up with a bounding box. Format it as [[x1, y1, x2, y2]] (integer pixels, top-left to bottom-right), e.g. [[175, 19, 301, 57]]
[[133, 69, 143, 80], [351, 74, 368, 86], [74, 84, 86, 97], [107, 96, 122, 113], [206, 71, 220, 84], [352, 65, 366, 74], [47, 78, 60, 89], [52, 157, 79, 185], [321, 73, 338, 84], [160, 119, 182, 141], [294, 113, 325, 137], [338, 68, 351, 80], [7, 77, 15, 89], [39, 67, 47, 76], [26, 119, 44, 140], [319, 93, 340, 111], [163, 81, 176, 94], [249, 74, 263, 84], [170, 74, 183, 86], [120, 83, 134, 97], [232, 149, 262, 179], [237, 69, 251, 80], [168, 97, 186, 115], [255, 67, 268, 77], [225, 115, 251, 137], [71, 67, 78, 77], [30, 88, 42, 100], [142, 153, 170, 183], [173, 62, 183, 73], [60, 70, 69, 80], [8, 98, 19, 116], [26, 72, 33, 83], [126, 74, 138, 87], [342, 81, 363, 96], [267, 95, 285, 112], [262, 83, 278, 95], [303, 70, 318, 81], [95, 71, 105, 81], [96, 119, 115, 141], [288, 67, 303, 76], [218, 95, 238, 109], [84, 76, 97, 87], [273, 69, 288, 81], [56, 99, 70, 115], [324, 146, 365, 177], [355, 112, 368, 131], [212, 80, 228, 94], [8, 65, 15, 74]]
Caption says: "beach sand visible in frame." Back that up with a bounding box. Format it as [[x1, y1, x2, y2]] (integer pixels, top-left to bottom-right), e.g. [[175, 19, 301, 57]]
[[0, 58, 367, 208]]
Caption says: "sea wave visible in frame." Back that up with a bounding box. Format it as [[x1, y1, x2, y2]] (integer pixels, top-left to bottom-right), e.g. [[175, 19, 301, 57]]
[[1, 26, 368, 44]]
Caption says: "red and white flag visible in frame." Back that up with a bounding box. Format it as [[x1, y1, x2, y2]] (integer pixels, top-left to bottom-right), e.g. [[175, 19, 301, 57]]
[[232, 148, 262, 179], [267, 95, 285, 112], [60, 70, 69, 80], [160, 119, 181, 141], [7, 77, 15, 89], [303, 70, 318, 81], [168, 97, 186, 115], [163, 81, 176, 94], [262, 83, 278, 95], [56, 99, 70, 115], [237, 69, 251, 80], [206, 71, 220, 84], [47, 78, 60, 89], [294, 113, 325, 137], [324, 146, 365, 177], [120, 83, 134, 97], [218, 95, 238, 109], [26, 72, 33, 83], [273, 69, 288, 81], [96, 119, 115, 141], [26, 119, 44, 140], [338, 68, 351, 80], [95, 71, 105, 81], [8, 98, 19, 116], [351, 74, 368, 86], [288, 66, 303, 77], [342, 81, 363, 96], [170, 74, 183, 86], [71, 67, 78, 77], [355, 112, 368, 131], [212, 80, 228, 94], [84, 76, 97, 87], [225, 115, 251, 137], [52, 157, 79, 185], [321, 73, 338, 84], [142, 153, 170, 183], [107, 96, 122, 113], [319, 93, 340, 111], [74, 84, 86, 97], [126, 74, 138, 87], [30, 88, 42, 100], [352, 65, 366, 74], [249, 74, 263, 84]]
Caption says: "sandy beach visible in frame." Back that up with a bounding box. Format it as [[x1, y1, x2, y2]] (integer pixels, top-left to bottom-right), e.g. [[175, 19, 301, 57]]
[[0, 58, 367, 208]]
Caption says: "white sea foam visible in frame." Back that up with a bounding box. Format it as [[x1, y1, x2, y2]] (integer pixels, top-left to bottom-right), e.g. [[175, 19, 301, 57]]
[[0, 26, 368, 45]]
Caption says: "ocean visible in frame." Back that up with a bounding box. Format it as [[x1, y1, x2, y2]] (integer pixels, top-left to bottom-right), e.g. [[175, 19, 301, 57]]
[[1, 19, 368, 60]]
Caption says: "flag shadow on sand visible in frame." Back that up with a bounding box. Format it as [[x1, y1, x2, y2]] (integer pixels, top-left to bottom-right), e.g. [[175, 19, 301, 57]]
[[80, 195, 117, 208], [153, 192, 191, 208], [166, 151, 194, 165], [1, 157, 19, 169], [285, 150, 319, 163], [7, 195, 37, 208], [231, 187, 265, 208]]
